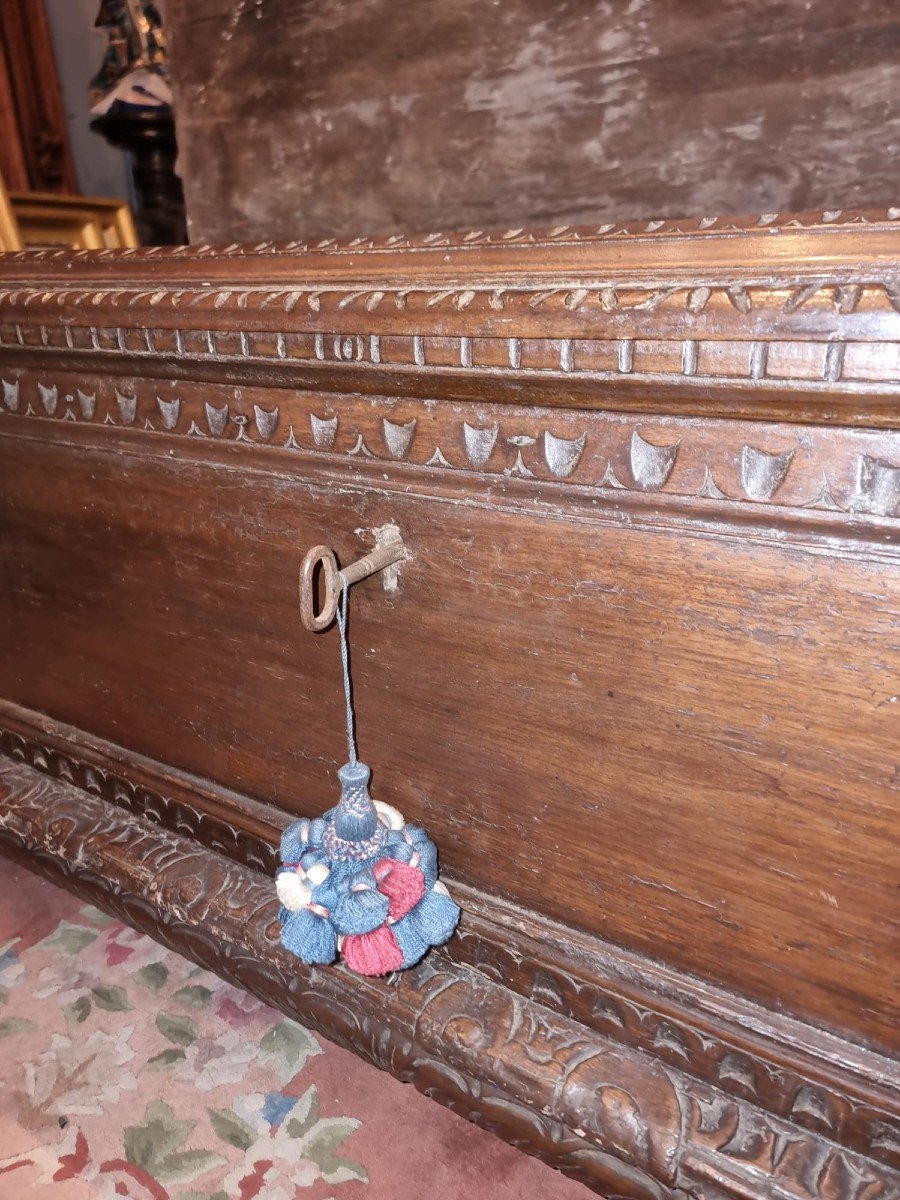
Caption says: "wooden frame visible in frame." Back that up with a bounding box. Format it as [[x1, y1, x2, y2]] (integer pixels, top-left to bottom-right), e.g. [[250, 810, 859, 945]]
[[0, 175, 22, 251], [0, 209, 898, 1200], [0, 0, 77, 194], [9, 191, 138, 249]]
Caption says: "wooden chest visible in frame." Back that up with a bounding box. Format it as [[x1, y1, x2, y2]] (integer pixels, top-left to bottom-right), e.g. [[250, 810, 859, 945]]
[[0, 210, 897, 1200]]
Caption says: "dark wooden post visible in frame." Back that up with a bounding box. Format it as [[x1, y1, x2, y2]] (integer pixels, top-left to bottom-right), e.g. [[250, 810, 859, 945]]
[[91, 102, 187, 245]]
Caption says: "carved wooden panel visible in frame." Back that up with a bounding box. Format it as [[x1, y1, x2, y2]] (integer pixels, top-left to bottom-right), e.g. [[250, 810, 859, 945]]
[[0, 210, 898, 1198], [3, 368, 900, 516]]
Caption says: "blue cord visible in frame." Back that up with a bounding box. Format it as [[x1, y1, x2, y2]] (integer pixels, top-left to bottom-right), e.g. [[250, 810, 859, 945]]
[[335, 582, 357, 766]]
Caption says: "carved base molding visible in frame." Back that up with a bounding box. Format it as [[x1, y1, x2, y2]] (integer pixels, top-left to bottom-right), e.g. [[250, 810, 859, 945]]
[[0, 718, 897, 1200]]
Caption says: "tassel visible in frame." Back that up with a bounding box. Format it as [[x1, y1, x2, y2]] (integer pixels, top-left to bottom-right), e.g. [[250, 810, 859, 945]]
[[390, 913, 430, 966], [276, 758, 459, 973], [275, 867, 311, 913], [279, 906, 337, 964], [406, 883, 460, 944], [384, 826, 438, 888], [374, 858, 426, 920], [332, 875, 390, 935], [280, 819, 310, 865], [391, 885, 460, 967], [277, 579, 460, 974], [342, 924, 405, 976]]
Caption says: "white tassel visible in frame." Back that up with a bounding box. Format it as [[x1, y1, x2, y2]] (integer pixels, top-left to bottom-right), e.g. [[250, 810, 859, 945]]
[[276, 872, 312, 912]]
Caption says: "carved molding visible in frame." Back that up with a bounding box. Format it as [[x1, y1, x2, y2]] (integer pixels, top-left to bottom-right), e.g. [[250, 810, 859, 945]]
[[1, 275, 898, 328], [0, 290, 898, 383], [1, 707, 897, 1186], [1, 205, 898, 261], [0, 722, 280, 876], [1, 216, 897, 478], [2, 369, 899, 522], [454, 906, 900, 1174], [0, 757, 896, 1200], [0, 210, 898, 409]]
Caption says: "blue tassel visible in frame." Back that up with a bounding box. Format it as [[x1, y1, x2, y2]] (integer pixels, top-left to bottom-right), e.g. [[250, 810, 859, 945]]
[[384, 827, 439, 888], [408, 887, 460, 945], [279, 907, 337, 964], [308, 817, 326, 847], [332, 886, 389, 935], [280, 817, 328, 864], [332, 762, 379, 840], [310, 879, 341, 911], [389, 887, 460, 968], [325, 858, 367, 886], [391, 913, 431, 966], [276, 757, 459, 974]]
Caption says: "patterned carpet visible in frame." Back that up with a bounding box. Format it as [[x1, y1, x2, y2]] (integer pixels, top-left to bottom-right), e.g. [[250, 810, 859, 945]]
[[0, 858, 592, 1199]]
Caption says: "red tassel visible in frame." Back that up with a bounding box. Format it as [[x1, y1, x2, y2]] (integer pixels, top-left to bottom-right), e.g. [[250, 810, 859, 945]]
[[374, 857, 426, 920], [342, 924, 404, 975]]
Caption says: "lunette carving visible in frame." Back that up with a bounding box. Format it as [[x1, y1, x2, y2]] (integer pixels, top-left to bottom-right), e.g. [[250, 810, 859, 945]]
[[37, 381, 57, 415], [741, 444, 795, 500], [0, 726, 279, 875], [115, 388, 137, 425], [3, 371, 898, 523], [630, 430, 680, 489], [853, 455, 900, 517]]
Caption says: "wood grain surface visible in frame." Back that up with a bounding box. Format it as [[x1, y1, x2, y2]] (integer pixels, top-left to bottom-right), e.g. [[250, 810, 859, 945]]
[[1, 426, 897, 1051]]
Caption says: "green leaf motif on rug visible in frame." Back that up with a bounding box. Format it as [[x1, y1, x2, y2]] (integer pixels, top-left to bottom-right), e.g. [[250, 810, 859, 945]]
[[43, 922, 98, 955], [91, 984, 131, 1012], [208, 1106, 256, 1151], [0, 1016, 36, 1037], [281, 1088, 367, 1184], [155, 1149, 225, 1185], [134, 961, 169, 992], [124, 1100, 224, 1186], [259, 1018, 321, 1083], [156, 1011, 199, 1046], [173, 984, 213, 1009], [146, 1047, 187, 1069], [284, 1084, 320, 1139], [64, 995, 91, 1025], [303, 1117, 368, 1184]]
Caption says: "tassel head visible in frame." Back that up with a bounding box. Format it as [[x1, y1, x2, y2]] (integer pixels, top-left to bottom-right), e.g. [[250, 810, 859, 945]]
[[320, 760, 387, 863], [334, 762, 378, 839]]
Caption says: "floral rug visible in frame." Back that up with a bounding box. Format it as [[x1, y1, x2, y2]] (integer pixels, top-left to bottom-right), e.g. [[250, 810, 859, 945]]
[[0, 858, 591, 1200]]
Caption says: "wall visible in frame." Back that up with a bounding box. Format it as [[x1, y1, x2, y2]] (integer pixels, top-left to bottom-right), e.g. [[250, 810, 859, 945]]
[[44, 0, 133, 201], [166, 0, 900, 243]]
